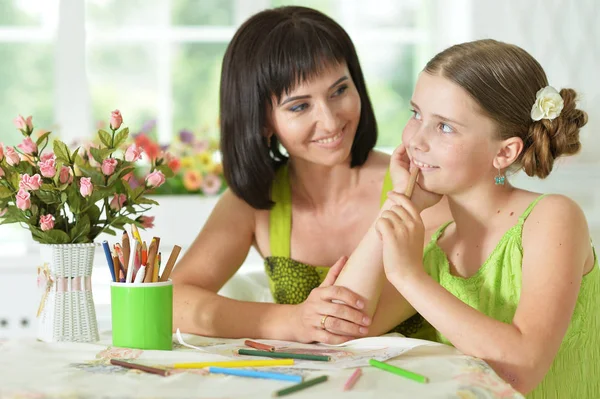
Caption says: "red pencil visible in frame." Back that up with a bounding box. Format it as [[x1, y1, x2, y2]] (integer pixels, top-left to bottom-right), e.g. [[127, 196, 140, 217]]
[[343, 368, 362, 391], [244, 339, 275, 352]]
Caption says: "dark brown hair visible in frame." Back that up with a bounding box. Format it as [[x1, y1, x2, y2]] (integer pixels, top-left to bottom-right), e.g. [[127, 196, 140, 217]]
[[424, 39, 587, 178], [220, 6, 377, 209]]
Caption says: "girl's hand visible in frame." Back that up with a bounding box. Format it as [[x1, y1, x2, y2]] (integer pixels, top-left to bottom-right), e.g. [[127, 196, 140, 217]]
[[389, 144, 442, 212], [376, 191, 427, 283], [289, 256, 371, 344]]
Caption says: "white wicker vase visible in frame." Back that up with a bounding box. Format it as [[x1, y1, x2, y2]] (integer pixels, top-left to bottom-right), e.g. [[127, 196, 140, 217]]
[[36, 243, 100, 343]]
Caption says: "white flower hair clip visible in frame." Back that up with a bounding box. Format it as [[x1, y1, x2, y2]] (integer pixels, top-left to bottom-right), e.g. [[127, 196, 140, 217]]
[[531, 86, 564, 121]]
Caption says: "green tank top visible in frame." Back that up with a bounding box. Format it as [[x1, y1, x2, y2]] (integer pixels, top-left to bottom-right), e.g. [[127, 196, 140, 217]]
[[423, 194, 600, 398], [265, 163, 430, 338]]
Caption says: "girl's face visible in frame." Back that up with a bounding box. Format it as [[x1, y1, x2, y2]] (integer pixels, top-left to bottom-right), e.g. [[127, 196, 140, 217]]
[[269, 63, 361, 167], [402, 72, 502, 195]]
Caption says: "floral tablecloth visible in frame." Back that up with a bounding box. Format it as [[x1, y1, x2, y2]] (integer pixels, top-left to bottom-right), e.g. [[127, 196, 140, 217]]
[[0, 331, 524, 399]]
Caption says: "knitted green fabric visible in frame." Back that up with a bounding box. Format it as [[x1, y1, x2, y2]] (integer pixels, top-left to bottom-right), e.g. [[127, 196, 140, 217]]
[[423, 195, 600, 398], [265, 163, 431, 338]]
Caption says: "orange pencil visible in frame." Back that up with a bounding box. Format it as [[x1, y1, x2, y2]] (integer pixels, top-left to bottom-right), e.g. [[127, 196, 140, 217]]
[[122, 230, 130, 279], [159, 245, 181, 282], [244, 340, 275, 352], [141, 241, 148, 266]]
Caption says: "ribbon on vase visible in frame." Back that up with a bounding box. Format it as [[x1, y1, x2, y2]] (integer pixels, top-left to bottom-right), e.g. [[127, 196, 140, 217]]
[[36, 263, 53, 318]]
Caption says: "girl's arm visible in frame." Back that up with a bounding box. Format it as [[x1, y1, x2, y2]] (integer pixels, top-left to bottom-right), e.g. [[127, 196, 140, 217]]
[[383, 194, 590, 394]]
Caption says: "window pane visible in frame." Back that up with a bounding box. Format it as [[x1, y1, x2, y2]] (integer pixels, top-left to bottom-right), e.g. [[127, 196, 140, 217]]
[[0, 43, 54, 146], [86, 0, 164, 28], [0, 0, 56, 26], [356, 43, 417, 148], [87, 44, 158, 133], [172, 43, 227, 138], [171, 0, 236, 26]]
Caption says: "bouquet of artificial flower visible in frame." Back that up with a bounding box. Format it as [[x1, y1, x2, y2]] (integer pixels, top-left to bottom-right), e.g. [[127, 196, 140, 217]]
[[0, 111, 173, 244]]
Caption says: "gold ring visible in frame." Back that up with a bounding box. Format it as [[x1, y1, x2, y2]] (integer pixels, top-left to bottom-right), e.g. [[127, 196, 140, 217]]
[[320, 315, 329, 330]]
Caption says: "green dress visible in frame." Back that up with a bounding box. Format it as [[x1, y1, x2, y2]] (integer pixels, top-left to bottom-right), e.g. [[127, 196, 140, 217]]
[[423, 194, 600, 398], [264, 163, 429, 337]]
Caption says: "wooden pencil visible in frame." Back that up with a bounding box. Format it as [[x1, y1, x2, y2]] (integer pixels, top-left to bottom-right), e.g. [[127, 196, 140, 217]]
[[159, 245, 181, 282], [122, 230, 130, 279], [244, 340, 275, 352], [110, 359, 169, 377], [144, 238, 158, 283], [404, 167, 420, 199]]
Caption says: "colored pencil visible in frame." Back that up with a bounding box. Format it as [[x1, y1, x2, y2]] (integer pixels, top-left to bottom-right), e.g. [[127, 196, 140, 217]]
[[121, 230, 130, 279], [144, 238, 157, 283], [343, 368, 362, 391], [173, 359, 294, 369], [273, 375, 328, 397], [110, 359, 169, 377], [369, 359, 428, 383], [125, 240, 137, 283], [207, 367, 302, 383], [102, 240, 116, 282], [159, 245, 181, 281], [134, 266, 146, 283], [404, 167, 420, 199], [131, 223, 142, 244], [245, 340, 275, 352], [111, 253, 120, 283], [238, 349, 330, 362]]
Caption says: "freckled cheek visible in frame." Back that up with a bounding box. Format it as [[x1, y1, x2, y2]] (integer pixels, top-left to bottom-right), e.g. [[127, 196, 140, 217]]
[[401, 122, 417, 147]]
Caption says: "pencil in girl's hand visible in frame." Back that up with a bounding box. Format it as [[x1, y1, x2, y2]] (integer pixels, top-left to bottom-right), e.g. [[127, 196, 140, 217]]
[[122, 230, 130, 278], [159, 245, 181, 282], [404, 167, 420, 199], [245, 340, 275, 352]]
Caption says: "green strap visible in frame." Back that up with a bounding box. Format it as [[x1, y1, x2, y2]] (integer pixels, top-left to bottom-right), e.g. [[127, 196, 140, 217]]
[[269, 164, 292, 257], [518, 194, 548, 224], [269, 166, 393, 257]]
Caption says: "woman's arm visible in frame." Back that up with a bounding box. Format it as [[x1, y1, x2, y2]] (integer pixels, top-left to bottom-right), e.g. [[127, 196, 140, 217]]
[[172, 189, 370, 343], [381, 194, 590, 394]]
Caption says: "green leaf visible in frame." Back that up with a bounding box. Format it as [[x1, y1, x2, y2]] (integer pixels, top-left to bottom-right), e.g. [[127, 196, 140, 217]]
[[70, 214, 91, 243], [89, 147, 113, 164], [53, 140, 71, 164], [67, 186, 82, 213], [77, 166, 105, 186], [113, 127, 129, 149], [0, 207, 28, 225], [136, 197, 159, 206], [31, 228, 71, 244], [156, 164, 175, 178], [34, 190, 61, 205], [71, 147, 80, 164], [36, 131, 52, 147], [98, 130, 112, 148], [0, 186, 13, 199]]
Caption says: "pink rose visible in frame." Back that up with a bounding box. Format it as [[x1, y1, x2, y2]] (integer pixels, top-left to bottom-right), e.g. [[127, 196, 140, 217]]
[[79, 177, 93, 197], [40, 152, 55, 162], [110, 193, 126, 211], [19, 173, 42, 191], [145, 170, 165, 188], [139, 216, 154, 229], [17, 137, 38, 155], [39, 214, 55, 231], [59, 166, 73, 184], [101, 158, 118, 176], [125, 144, 143, 162], [0, 208, 7, 217], [0, 143, 4, 161], [38, 158, 56, 178], [0, 167, 4, 178], [16, 189, 31, 210], [5, 147, 20, 166], [110, 110, 123, 130], [13, 115, 33, 132], [201, 173, 223, 195]]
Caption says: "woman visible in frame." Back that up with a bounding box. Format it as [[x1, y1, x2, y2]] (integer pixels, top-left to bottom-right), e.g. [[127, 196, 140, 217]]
[[171, 6, 449, 344]]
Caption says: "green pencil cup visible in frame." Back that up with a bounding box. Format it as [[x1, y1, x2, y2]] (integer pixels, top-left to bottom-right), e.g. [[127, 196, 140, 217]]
[[110, 280, 173, 350]]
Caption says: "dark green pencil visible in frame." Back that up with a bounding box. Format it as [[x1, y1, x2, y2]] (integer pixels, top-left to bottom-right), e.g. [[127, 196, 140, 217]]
[[237, 349, 330, 362], [273, 375, 328, 397]]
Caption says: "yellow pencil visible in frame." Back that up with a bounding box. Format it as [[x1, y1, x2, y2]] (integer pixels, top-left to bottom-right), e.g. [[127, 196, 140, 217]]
[[152, 251, 160, 282], [172, 359, 294, 369], [131, 223, 142, 244]]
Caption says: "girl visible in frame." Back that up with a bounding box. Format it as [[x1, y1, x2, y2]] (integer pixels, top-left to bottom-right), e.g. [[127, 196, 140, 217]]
[[376, 39, 599, 397], [171, 6, 449, 344]]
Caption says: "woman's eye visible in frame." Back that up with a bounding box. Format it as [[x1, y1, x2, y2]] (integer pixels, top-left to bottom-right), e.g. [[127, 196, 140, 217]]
[[440, 123, 454, 133], [410, 109, 422, 120], [289, 103, 308, 112], [332, 85, 348, 97]]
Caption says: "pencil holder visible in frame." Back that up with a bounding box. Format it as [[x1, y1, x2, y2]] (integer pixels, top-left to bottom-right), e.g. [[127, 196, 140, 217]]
[[110, 280, 173, 350], [37, 243, 100, 343]]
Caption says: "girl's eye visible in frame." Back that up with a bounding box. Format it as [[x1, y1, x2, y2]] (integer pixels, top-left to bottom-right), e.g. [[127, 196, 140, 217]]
[[440, 123, 454, 133], [332, 85, 348, 97], [410, 109, 422, 120], [289, 103, 308, 112]]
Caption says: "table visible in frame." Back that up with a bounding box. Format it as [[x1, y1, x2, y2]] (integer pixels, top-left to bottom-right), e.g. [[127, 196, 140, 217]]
[[0, 331, 524, 399]]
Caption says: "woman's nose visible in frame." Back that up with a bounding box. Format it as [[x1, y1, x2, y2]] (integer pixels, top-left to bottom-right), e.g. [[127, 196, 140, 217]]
[[316, 103, 340, 133]]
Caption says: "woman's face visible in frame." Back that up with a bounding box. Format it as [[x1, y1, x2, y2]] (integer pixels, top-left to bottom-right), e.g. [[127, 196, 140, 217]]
[[402, 72, 501, 195], [269, 63, 362, 167]]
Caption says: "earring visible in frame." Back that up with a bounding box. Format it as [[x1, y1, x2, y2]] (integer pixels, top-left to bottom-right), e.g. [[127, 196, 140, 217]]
[[494, 168, 506, 185]]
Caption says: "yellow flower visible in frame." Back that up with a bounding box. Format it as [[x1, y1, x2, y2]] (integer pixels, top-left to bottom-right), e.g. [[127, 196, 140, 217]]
[[196, 152, 214, 172], [180, 156, 194, 169]]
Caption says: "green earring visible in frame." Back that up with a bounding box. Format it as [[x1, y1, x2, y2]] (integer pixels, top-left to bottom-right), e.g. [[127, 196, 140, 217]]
[[495, 168, 505, 185]]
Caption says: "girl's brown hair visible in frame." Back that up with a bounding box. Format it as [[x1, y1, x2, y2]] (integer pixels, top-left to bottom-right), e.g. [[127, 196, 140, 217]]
[[424, 39, 587, 178]]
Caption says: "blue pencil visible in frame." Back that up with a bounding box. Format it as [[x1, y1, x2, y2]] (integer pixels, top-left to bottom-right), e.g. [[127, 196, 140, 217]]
[[102, 240, 116, 282], [207, 367, 302, 383]]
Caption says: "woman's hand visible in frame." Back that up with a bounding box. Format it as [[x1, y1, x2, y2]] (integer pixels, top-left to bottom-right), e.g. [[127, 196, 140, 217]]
[[289, 256, 371, 344], [376, 191, 428, 284], [389, 144, 442, 212]]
